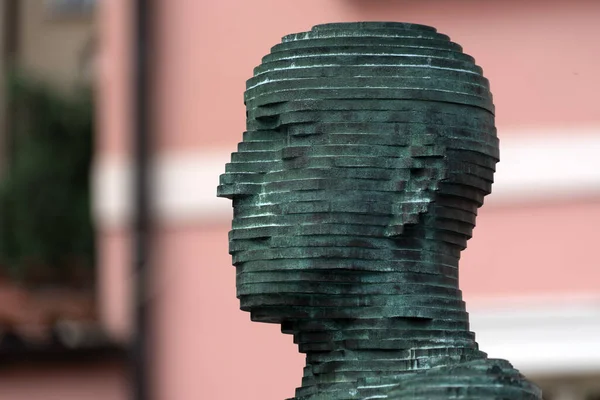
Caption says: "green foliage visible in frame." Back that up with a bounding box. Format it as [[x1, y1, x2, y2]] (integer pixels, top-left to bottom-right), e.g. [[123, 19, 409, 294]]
[[0, 73, 95, 284]]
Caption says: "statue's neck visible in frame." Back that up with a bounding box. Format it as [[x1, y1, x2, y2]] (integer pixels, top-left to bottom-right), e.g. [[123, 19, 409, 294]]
[[285, 252, 484, 399], [290, 316, 484, 399]]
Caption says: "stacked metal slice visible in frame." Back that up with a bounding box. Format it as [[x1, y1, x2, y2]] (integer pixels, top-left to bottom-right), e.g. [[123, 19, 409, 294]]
[[358, 359, 542, 399], [218, 22, 541, 400]]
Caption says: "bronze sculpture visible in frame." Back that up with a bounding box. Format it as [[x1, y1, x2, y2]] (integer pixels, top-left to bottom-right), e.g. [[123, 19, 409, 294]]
[[218, 22, 541, 400]]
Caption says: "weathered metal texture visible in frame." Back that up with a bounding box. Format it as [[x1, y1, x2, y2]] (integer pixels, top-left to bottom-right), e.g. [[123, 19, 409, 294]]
[[218, 22, 541, 400]]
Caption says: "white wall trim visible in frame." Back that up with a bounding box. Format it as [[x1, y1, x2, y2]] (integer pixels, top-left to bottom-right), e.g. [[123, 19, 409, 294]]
[[92, 128, 600, 229], [468, 293, 600, 376]]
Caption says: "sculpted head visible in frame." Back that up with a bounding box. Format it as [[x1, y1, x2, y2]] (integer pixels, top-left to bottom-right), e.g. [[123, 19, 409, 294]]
[[218, 22, 498, 325]]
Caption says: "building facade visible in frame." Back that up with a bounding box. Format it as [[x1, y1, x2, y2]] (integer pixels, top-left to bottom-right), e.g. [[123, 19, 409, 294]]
[[0, 2, 127, 399], [94, 0, 599, 399]]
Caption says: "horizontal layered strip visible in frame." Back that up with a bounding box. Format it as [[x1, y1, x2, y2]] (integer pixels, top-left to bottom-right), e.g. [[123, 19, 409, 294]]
[[92, 130, 600, 228]]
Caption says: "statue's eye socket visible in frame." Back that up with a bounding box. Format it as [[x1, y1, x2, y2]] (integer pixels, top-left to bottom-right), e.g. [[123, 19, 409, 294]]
[[411, 168, 427, 179]]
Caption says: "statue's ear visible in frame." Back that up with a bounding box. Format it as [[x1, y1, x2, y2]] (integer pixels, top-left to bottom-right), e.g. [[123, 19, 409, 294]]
[[384, 143, 447, 238]]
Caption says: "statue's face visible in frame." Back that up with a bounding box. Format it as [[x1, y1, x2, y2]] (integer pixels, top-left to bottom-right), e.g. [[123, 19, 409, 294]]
[[219, 101, 498, 324]]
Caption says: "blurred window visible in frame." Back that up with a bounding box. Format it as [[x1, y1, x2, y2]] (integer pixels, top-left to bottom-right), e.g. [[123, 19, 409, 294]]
[[44, 0, 96, 18]]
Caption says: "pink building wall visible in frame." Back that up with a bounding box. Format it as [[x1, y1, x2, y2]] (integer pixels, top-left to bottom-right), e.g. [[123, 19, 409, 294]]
[[96, 1, 600, 399]]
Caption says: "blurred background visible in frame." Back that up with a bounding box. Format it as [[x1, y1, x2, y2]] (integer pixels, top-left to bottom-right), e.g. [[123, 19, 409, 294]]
[[0, 0, 598, 399]]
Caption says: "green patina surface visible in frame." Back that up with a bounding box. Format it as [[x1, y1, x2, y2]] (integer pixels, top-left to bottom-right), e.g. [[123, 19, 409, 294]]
[[218, 22, 541, 400]]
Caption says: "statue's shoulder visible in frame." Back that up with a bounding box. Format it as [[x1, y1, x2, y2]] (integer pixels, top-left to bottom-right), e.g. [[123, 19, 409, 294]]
[[361, 358, 542, 400]]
